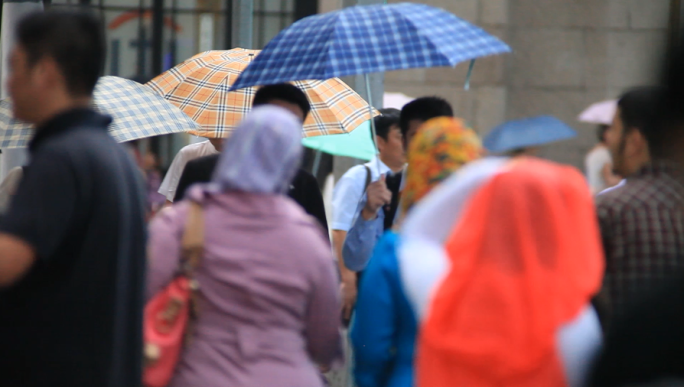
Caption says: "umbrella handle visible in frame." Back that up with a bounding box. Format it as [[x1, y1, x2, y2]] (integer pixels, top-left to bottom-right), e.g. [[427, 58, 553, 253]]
[[312, 149, 323, 177], [464, 59, 475, 91], [365, 73, 382, 173]]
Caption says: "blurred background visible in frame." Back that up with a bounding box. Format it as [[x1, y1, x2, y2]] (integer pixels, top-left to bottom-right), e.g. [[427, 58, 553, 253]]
[[2, 0, 683, 184]]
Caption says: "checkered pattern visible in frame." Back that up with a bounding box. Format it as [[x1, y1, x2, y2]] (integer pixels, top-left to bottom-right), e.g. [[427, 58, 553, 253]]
[[0, 100, 32, 148], [0, 76, 199, 148], [147, 49, 375, 138], [230, 2, 511, 91], [597, 161, 684, 320]]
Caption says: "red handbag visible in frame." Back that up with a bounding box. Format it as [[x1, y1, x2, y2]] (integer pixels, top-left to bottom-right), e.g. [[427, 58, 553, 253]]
[[143, 202, 204, 387]]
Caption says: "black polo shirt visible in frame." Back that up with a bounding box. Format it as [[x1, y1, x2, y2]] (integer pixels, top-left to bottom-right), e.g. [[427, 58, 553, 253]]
[[0, 108, 146, 387], [175, 153, 329, 231]]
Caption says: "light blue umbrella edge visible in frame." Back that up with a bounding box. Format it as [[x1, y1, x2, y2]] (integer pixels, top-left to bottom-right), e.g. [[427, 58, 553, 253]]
[[302, 120, 375, 161], [483, 116, 578, 153]]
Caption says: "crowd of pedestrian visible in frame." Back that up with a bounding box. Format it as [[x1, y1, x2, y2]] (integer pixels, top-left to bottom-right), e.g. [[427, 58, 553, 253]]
[[2, 8, 684, 387]]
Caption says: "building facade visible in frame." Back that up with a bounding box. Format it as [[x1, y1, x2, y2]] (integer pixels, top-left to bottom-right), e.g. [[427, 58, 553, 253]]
[[324, 0, 677, 171], [31, 0, 681, 172]]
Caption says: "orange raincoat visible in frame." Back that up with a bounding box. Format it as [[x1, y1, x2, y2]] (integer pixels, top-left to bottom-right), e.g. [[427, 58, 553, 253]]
[[418, 158, 604, 387]]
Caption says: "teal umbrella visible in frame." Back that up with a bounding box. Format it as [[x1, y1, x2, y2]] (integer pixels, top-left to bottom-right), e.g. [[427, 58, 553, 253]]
[[302, 120, 375, 161]]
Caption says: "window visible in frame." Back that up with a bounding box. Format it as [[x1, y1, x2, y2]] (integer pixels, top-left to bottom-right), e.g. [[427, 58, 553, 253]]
[[46, 0, 316, 78], [42, 0, 317, 169]]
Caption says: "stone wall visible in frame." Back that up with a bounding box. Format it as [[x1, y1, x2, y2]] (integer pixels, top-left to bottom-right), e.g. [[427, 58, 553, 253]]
[[325, 0, 672, 173], [504, 0, 670, 167]]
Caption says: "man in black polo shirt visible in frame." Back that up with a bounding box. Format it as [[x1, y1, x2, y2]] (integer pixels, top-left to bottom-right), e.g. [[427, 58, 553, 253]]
[[0, 11, 146, 387], [174, 83, 329, 230]]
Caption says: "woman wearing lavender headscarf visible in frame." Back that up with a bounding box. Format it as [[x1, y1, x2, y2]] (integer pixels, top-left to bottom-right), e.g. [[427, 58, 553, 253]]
[[146, 106, 343, 387]]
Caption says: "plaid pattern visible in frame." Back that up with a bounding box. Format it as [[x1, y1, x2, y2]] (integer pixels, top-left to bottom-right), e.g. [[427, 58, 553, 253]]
[[230, 3, 511, 90], [0, 100, 32, 148], [0, 76, 199, 148], [597, 161, 684, 319], [147, 49, 375, 138]]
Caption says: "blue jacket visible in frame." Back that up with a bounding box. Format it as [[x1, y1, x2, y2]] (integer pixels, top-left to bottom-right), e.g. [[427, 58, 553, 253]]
[[351, 232, 418, 387]]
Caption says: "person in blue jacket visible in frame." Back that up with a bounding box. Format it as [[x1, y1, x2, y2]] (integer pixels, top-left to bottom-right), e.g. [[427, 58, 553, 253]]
[[351, 117, 483, 387]]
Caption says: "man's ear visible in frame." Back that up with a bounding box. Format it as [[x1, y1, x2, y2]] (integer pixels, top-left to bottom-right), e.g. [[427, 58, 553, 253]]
[[632, 129, 650, 153], [624, 128, 648, 157], [375, 135, 386, 152], [35, 56, 68, 92]]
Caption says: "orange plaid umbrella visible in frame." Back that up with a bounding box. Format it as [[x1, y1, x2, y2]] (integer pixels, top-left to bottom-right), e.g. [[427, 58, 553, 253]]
[[147, 48, 376, 138]]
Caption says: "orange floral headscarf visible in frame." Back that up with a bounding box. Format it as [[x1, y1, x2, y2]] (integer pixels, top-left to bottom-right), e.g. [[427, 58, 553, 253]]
[[401, 117, 482, 215]]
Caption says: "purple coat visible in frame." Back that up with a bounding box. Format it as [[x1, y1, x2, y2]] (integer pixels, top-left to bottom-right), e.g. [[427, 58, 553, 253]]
[[147, 187, 342, 387]]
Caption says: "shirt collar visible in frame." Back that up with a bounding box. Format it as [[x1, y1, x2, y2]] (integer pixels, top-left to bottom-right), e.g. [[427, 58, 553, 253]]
[[368, 155, 392, 175], [368, 156, 408, 177], [633, 160, 684, 180], [29, 108, 112, 153]]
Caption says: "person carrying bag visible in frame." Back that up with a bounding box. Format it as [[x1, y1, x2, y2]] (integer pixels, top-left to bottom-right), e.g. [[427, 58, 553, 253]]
[[143, 200, 204, 387]]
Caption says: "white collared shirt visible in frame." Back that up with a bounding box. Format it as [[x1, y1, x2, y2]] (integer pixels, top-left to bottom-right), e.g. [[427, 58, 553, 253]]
[[331, 156, 392, 232], [158, 140, 218, 202]]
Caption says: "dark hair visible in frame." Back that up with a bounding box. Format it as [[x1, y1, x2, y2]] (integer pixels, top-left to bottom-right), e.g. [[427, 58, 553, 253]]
[[657, 39, 684, 157], [253, 83, 311, 120], [399, 96, 453, 138], [17, 10, 105, 97], [597, 124, 610, 143], [617, 87, 664, 153], [662, 40, 684, 124], [371, 108, 400, 143]]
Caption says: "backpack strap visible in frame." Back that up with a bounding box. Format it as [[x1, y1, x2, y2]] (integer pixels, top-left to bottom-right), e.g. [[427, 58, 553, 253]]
[[363, 165, 372, 193]]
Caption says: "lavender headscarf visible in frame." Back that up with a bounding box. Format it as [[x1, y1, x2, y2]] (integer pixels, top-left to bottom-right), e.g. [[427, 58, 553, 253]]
[[212, 105, 303, 194]]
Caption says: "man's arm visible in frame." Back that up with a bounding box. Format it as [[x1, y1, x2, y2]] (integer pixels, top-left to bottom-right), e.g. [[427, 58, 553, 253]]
[[0, 152, 78, 287], [332, 229, 356, 323], [330, 166, 367, 322], [0, 234, 35, 287], [341, 177, 392, 272]]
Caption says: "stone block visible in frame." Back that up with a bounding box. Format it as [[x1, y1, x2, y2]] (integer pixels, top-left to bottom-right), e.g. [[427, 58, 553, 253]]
[[507, 29, 585, 88], [608, 0, 670, 29], [480, 0, 509, 25], [384, 68, 426, 84], [385, 83, 478, 123], [509, 0, 608, 28], [583, 31, 610, 89], [474, 86, 507, 135], [423, 53, 505, 87], [391, 0, 479, 22], [607, 31, 668, 88], [627, 0, 670, 29], [318, 0, 341, 14]]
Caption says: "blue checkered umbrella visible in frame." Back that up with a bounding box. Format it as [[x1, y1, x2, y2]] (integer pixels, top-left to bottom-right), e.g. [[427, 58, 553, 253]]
[[483, 116, 577, 153], [230, 2, 511, 91], [0, 76, 200, 148]]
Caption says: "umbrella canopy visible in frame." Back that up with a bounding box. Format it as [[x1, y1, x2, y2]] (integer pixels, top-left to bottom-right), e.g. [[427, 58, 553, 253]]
[[147, 48, 375, 138], [230, 3, 511, 90], [483, 116, 577, 153], [578, 100, 617, 125], [302, 120, 375, 160], [0, 76, 199, 148], [384, 92, 414, 110]]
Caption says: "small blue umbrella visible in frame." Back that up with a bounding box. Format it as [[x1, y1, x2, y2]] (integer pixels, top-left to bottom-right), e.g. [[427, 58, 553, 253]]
[[230, 3, 510, 91], [483, 116, 577, 153]]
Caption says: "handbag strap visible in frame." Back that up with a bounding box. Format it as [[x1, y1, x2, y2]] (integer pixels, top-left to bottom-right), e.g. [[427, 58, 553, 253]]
[[179, 200, 204, 346], [181, 201, 204, 275]]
